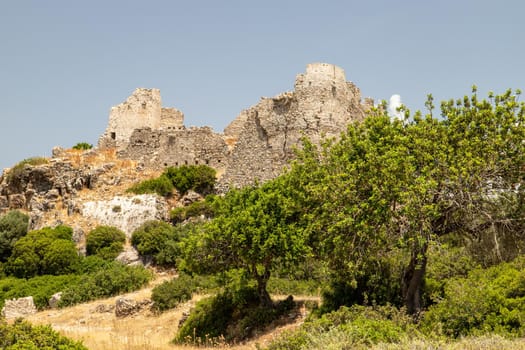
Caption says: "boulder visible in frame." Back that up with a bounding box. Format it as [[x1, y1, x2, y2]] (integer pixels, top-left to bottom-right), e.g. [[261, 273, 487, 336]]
[[115, 246, 142, 266], [48, 292, 62, 308]]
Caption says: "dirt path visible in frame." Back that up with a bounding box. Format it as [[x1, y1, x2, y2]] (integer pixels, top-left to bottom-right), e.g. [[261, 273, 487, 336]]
[[26, 275, 315, 350]]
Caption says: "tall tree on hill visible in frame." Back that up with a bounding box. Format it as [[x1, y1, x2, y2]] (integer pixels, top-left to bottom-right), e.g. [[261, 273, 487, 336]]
[[286, 88, 525, 314]]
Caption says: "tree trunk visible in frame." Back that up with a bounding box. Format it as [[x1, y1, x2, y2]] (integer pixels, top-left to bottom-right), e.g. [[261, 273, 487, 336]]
[[255, 268, 273, 308], [402, 243, 428, 315]]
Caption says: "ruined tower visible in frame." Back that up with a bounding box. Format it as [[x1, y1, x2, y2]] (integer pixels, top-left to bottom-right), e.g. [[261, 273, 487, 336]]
[[97, 63, 371, 189]]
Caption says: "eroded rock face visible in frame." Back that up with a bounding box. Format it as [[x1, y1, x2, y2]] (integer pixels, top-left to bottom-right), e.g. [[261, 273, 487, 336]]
[[1, 296, 37, 319], [82, 194, 168, 237]]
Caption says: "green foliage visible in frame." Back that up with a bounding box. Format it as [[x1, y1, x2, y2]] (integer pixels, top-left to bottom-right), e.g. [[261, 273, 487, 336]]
[[181, 179, 309, 306], [126, 174, 174, 196], [0, 318, 87, 349], [0, 274, 80, 310], [86, 225, 126, 260], [72, 142, 93, 150], [170, 198, 216, 223], [58, 262, 152, 307], [0, 210, 29, 262], [131, 220, 191, 266], [5, 226, 80, 278], [422, 256, 525, 338], [175, 286, 295, 344], [266, 305, 418, 350], [164, 165, 216, 195], [151, 273, 218, 312], [6, 157, 49, 182], [285, 89, 525, 314]]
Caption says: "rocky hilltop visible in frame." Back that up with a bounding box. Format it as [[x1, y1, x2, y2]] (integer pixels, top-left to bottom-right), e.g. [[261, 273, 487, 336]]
[[0, 63, 371, 232]]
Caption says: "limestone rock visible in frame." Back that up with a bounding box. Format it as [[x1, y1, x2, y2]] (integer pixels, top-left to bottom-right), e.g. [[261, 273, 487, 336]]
[[82, 194, 168, 238], [1, 296, 37, 319], [116, 246, 142, 266], [49, 292, 62, 309]]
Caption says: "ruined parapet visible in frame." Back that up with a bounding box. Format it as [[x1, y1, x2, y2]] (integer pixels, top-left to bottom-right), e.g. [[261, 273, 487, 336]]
[[99, 88, 162, 150], [161, 107, 184, 130]]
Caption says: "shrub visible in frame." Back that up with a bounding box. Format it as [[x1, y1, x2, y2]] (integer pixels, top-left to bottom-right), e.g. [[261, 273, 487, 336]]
[[72, 142, 93, 150], [422, 256, 525, 338], [266, 304, 417, 350], [0, 275, 81, 310], [175, 286, 295, 344], [59, 263, 152, 307], [131, 220, 193, 266], [126, 174, 174, 196], [170, 199, 215, 223], [0, 210, 29, 262], [5, 226, 80, 278], [0, 318, 87, 349], [151, 273, 197, 312], [164, 165, 216, 195], [86, 226, 126, 260]]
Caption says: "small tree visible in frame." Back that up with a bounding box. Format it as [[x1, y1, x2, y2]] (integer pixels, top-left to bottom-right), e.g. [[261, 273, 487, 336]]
[[183, 179, 308, 307], [164, 165, 216, 195], [5, 226, 79, 278], [0, 210, 29, 262], [86, 226, 126, 260]]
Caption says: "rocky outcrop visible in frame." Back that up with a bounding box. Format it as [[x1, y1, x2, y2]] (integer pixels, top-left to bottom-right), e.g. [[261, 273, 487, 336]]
[[1, 296, 37, 319], [82, 194, 168, 237]]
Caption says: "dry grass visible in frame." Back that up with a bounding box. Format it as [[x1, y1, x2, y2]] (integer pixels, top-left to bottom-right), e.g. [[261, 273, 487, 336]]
[[24, 274, 306, 350]]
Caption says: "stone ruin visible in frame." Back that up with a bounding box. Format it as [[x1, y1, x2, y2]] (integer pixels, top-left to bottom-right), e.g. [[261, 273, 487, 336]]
[[98, 63, 373, 189]]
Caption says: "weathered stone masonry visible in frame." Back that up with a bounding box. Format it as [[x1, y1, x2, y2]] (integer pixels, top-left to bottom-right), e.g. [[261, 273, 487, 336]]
[[98, 63, 373, 189]]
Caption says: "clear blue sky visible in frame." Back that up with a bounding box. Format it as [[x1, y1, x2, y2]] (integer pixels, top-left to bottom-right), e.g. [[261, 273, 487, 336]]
[[1, 0, 524, 171]]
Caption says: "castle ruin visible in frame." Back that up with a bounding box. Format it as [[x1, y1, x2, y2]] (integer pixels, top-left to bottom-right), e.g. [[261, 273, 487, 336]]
[[98, 63, 373, 189]]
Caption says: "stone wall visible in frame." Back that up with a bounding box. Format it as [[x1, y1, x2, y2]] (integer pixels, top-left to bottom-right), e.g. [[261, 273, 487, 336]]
[[98, 63, 371, 190]]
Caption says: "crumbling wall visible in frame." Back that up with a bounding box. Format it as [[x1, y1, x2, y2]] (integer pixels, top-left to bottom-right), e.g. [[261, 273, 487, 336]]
[[99, 88, 162, 150], [98, 63, 371, 190]]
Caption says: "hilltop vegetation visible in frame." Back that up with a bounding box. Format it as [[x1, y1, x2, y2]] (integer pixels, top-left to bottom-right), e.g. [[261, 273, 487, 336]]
[[0, 88, 524, 349]]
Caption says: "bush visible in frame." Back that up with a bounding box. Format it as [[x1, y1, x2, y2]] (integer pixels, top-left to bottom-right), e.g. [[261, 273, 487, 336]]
[[0, 318, 87, 349], [59, 263, 152, 307], [126, 174, 174, 196], [0, 274, 81, 310], [72, 142, 93, 150], [422, 256, 525, 338], [175, 286, 295, 344], [151, 274, 196, 312], [164, 165, 216, 195], [86, 226, 126, 260], [266, 305, 417, 350], [0, 210, 29, 262], [170, 199, 215, 223], [5, 226, 80, 278], [132, 221, 193, 266]]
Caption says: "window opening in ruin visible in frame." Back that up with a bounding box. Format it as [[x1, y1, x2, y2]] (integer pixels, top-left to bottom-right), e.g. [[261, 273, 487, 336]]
[[205, 160, 209, 165], [110, 132, 116, 140], [195, 160, 199, 165], [175, 162, 178, 166], [164, 163, 168, 167], [217, 159, 221, 163], [184, 160, 188, 165]]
